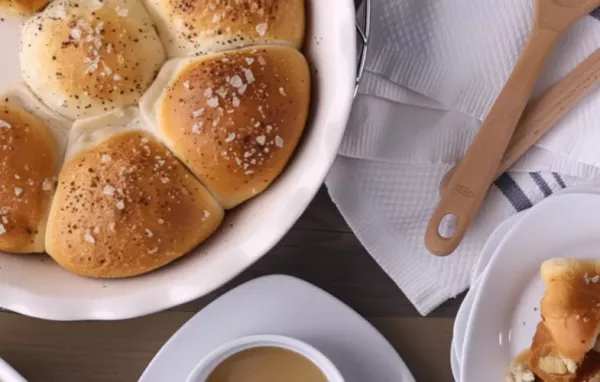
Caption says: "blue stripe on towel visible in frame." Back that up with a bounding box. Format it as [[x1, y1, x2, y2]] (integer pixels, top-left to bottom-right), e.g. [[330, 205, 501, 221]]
[[495, 173, 533, 211], [552, 173, 567, 189], [530, 172, 553, 197]]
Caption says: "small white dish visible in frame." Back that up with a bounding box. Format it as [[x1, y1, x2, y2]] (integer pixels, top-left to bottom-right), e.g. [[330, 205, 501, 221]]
[[461, 192, 600, 381], [140, 275, 415, 382], [186, 334, 344, 382], [0, 358, 27, 382]]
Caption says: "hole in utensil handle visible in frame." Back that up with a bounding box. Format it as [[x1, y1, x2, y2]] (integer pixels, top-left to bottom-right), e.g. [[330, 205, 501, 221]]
[[438, 214, 458, 239]]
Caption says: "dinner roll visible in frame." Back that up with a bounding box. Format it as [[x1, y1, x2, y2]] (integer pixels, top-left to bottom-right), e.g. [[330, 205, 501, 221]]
[[0, 85, 68, 253], [541, 259, 600, 364], [45, 108, 224, 278], [506, 350, 535, 382], [143, 0, 305, 57], [0, 0, 48, 17], [140, 45, 310, 209], [20, 0, 166, 121], [527, 320, 600, 382]]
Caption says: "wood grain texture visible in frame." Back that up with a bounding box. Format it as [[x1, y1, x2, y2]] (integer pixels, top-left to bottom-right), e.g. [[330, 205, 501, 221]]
[[0, 310, 455, 382], [0, 188, 463, 381]]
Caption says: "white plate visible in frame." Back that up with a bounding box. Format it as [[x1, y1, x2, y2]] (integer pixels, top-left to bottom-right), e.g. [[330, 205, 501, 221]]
[[139, 275, 415, 382], [0, 0, 357, 320], [0, 358, 26, 382], [461, 192, 600, 381], [453, 185, 600, 381], [451, 212, 523, 381]]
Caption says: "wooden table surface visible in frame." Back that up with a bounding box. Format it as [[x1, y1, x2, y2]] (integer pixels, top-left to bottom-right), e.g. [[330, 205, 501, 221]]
[[0, 188, 464, 382]]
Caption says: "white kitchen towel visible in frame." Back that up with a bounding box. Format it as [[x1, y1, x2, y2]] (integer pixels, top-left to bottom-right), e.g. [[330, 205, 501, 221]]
[[326, 0, 600, 315]]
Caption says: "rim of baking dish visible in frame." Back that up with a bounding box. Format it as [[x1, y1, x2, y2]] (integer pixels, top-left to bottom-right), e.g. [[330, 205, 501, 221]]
[[0, 0, 358, 321]]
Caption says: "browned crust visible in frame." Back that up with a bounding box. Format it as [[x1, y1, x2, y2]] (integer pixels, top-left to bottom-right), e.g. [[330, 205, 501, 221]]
[[0, 100, 60, 253], [146, 0, 305, 56], [158, 45, 310, 209], [21, 0, 166, 120], [0, 0, 48, 16], [46, 130, 224, 278], [541, 259, 600, 361]]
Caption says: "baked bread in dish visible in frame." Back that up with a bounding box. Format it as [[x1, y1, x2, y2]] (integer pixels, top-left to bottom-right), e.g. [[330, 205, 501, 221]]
[[140, 45, 310, 209], [142, 0, 305, 57], [0, 85, 68, 253], [20, 0, 166, 120], [45, 107, 224, 278]]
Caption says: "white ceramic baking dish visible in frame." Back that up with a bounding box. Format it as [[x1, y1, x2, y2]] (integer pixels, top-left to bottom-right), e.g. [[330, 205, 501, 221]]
[[0, 0, 365, 320]]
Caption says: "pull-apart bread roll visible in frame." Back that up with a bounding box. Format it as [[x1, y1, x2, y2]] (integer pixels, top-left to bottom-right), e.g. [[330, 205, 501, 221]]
[[526, 321, 600, 382], [507, 259, 600, 382], [143, 0, 305, 57], [0, 0, 48, 17], [140, 45, 310, 209], [507, 349, 537, 382], [0, 85, 68, 253], [45, 108, 224, 278], [20, 0, 166, 121], [528, 322, 576, 382], [541, 259, 600, 365]]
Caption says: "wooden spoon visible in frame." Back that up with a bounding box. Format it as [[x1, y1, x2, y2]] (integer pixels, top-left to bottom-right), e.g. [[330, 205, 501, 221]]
[[439, 47, 600, 195], [425, 0, 600, 257]]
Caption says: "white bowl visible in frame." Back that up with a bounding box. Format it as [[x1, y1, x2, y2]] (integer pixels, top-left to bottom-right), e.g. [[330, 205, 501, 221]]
[[0, 0, 357, 320], [0, 358, 26, 382], [186, 334, 345, 382]]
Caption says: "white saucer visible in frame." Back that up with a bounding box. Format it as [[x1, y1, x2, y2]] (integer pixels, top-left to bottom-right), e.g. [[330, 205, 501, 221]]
[[452, 185, 600, 381], [0, 358, 26, 382], [461, 191, 600, 381], [450, 212, 523, 381], [140, 275, 415, 382]]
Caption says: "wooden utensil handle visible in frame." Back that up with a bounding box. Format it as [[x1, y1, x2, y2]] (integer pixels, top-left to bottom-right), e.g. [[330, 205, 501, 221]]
[[498, 48, 600, 175], [425, 26, 560, 256]]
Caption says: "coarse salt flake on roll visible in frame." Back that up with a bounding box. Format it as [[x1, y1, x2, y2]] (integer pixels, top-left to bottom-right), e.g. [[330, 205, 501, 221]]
[[140, 44, 310, 209], [0, 85, 68, 254], [143, 0, 305, 57], [20, 0, 166, 121], [45, 107, 224, 278]]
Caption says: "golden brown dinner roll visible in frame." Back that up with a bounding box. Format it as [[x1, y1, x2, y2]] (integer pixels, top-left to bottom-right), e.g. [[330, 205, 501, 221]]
[[541, 259, 600, 363], [0, 0, 48, 17], [529, 321, 576, 382], [143, 0, 305, 57], [524, 320, 600, 382], [140, 45, 310, 209], [507, 349, 537, 382], [0, 85, 68, 253], [20, 0, 166, 121], [45, 108, 224, 278]]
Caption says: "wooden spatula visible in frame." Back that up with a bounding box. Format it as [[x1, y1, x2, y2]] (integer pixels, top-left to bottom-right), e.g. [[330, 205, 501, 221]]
[[438, 47, 600, 195], [425, 0, 600, 256]]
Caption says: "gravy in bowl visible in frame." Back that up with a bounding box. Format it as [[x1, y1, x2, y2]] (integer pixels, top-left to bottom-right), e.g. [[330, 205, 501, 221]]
[[207, 346, 327, 382]]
